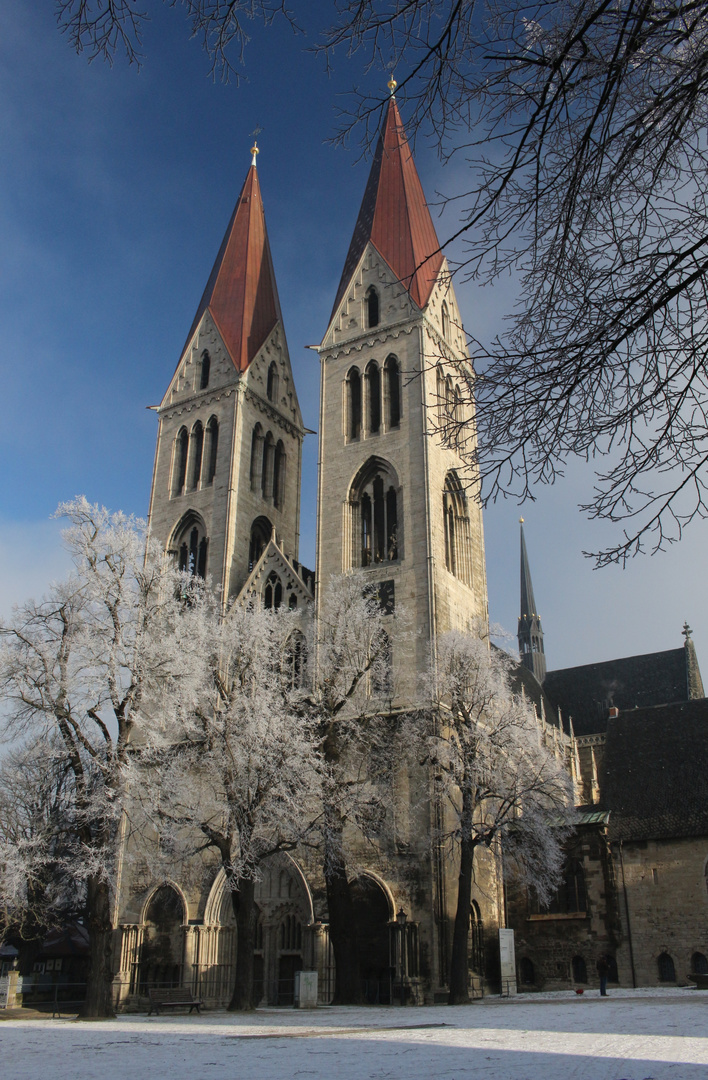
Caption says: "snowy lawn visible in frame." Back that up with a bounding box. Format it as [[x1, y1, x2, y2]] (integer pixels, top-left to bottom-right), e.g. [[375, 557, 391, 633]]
[[2, 988, 708, 1080]]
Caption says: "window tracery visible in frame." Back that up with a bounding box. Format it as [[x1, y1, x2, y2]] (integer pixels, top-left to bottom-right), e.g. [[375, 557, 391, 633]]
[[171, 427, 189, 497], [350, 459, 400, 568], [443, 472, 473, 587]]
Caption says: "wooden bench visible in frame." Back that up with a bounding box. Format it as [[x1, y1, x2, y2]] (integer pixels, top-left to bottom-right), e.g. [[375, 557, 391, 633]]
[[148, 987, 203, 1015], [687, 973, 708, 989]]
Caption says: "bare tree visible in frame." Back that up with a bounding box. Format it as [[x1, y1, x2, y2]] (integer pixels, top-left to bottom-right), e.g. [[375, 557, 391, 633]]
[[134, 600, 323, 1011], [322, 0, 708, 565], [0, 497, 204, 1016], [406, 629, 574, 1004], [300, 572, 397, 1005]]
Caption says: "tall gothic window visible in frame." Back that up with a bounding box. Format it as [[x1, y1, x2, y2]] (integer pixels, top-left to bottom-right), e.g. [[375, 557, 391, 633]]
[[172, 427, 189, 497], [530, 858, 587, 915], [264, 571, 283, 610], [347, 367, 362, 441], [205, 416, 218, 484], [267, 361, 279, 403], [385, 355, 401, 428], [249, 517, 271, 570], [189, 421, 204, 490], [366, 361, 381, 434], [365, 286, 379, 328], [350, 458, 400, 568], [443, 472, 473, 587], [172, 513, 208, 579], [250, 424, 263, 490], [469, 902, 485, 975], [262, 432, 275, 499], [370, 628, 393, 696], [200, 350, 211, 390], [273, 440, 286, 509]]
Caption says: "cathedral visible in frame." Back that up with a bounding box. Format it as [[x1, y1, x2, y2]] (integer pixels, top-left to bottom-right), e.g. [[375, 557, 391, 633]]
[[109, 88, 708, 1008]]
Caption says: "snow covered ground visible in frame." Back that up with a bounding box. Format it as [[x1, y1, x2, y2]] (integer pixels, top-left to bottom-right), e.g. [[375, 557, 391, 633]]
[[2, 988, 708, 1080]]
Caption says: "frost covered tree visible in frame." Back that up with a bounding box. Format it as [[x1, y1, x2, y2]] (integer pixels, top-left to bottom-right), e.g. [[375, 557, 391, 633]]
[[406, 630, 574, 1004], [134, 600, 323, 1012], [299, 572, 396, 1005], [0, 497, 205, 1017]]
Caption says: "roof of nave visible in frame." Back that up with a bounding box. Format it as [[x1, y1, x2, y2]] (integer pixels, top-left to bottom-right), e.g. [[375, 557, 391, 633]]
[[332, 97, 445, 317], [601, 698, 708, 841], [543, 646, 697, 737], [181, 161, 282, 373]]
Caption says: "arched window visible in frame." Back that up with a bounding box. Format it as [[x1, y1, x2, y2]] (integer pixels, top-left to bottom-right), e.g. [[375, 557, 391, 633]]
[[443, 472, 473, 587], [262, 431, 275, 499], [284, 630, 306, 690], [371, 629, 392, 696], [385, 355, 401, 428], [692, 952, 708, 975], [273, 440, 286, 509], [200, 350, 211, 390], [572, 955, 588, 983], [172, 513, 208, 579], [205, 416, 218, 484], [189, 421, 204, 490], [350, 458, 401, 568], [365, 286, 379, 328], [469, 902, 484, 975], [530, 857, 587, 915], [279, 914, 302, 950], [249, 517, 271, 570], [172, 427, 189, 497], [658, 952, 676, 982], [267, 361, 279, 403], [347, 367, 362, 441], [519, 957, 535, 985], [366, 361, 381, 434], [250, 424, 263, 491], [441, 300, 450, 342], [264, 571, 282, 610], [288, 593, 298, 610]]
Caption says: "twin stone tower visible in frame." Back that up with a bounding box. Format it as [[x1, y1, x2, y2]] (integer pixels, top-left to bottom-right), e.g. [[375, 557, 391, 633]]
[[118, 97, 497, 1006]]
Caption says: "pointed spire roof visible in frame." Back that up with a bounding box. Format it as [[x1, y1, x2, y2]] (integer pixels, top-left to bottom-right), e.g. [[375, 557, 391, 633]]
[[182, 159, 281, 372], [332, 97, 445, 317], [520, 520, 538, 624]]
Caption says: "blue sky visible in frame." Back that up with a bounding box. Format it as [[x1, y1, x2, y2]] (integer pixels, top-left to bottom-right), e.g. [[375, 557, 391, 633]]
[[2, 2, 708, 672]]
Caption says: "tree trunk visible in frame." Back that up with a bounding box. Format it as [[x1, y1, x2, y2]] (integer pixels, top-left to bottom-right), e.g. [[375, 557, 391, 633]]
[[448, 831, 475, 1005], [323, 811, 363, 1005], [81, 875, 116, 1018], [228, 877, 257, 1011]]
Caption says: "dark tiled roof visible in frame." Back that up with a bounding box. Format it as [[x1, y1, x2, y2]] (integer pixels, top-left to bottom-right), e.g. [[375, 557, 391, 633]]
[[602, 699, 708, 841], [502, 650, 562, 729], [543, 648, 691, 736], [332, 98, 444, 317]]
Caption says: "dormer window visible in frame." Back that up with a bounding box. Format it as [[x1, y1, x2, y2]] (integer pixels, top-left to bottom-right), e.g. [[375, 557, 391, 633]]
[[366, 286, 379, 329]]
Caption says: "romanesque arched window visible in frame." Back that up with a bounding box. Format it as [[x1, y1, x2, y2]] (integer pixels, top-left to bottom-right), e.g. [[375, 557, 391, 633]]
[[441, 300, 450, 342], [366, 361, 381, 434], [267, 361, 279, 403], [366, 285, 379, 328], [273, 440, 286, 509], [172, 427, 189, 497], [200, 350, 211, 390], [264, 571, 283, 610], [385, 355, 401, 428], [443, 472, 473, 587], [205, 416, 218, 484], [347, 367, 362, 441], [692, 952, 708, 975], [349, 458, 401, 568], [262, 431, 275, 499], [171, 512, 208, 579], [249, 517, 271, 570], [189, 421, 204, 490]]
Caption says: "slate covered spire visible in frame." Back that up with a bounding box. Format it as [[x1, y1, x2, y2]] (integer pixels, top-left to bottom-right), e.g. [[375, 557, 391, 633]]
[[332, 94, 445, 316], [518, 519, 547, 683], [181, 149, 282, 372]]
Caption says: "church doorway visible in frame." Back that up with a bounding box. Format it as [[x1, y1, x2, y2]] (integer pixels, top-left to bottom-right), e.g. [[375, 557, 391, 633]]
[[139, 885, 185, 993], [350, 875, 393, 1003]]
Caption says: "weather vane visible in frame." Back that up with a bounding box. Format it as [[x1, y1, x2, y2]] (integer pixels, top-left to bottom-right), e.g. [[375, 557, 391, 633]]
[[249, 126, 263, 166]]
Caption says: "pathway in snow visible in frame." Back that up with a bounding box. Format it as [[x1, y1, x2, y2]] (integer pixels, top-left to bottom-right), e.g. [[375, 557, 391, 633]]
[[2, 989, 707, 1080]]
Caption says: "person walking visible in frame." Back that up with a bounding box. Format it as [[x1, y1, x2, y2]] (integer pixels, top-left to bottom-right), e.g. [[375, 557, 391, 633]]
[[596, 954, 610, 996]]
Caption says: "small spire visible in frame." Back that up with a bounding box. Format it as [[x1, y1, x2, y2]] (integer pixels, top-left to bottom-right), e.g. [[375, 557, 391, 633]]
[[250, 140, 259, 168]]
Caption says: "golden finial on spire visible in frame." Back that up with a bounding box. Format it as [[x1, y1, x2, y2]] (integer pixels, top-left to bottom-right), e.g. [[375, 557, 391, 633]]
[[250, 140, 259, 167], [387, 76, 397, 96], [519, 517, 525, 524]]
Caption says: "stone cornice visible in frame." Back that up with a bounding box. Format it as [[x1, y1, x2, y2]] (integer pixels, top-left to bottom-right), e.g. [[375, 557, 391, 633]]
[[320, 320, 418, 361]]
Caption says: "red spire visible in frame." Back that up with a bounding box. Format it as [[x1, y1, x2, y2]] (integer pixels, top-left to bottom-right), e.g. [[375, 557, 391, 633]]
[[332, 98, 445, 317], [182, 164, 281, 372]]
